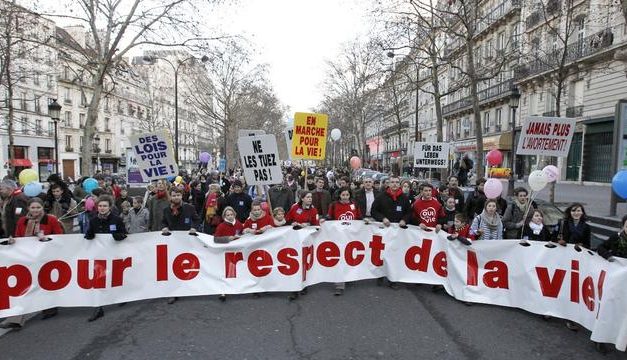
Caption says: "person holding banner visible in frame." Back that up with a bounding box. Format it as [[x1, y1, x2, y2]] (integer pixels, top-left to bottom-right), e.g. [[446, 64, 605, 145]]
[[161, 188, 200, 234], [0, 198, 65, 329], [354, 177, 379, 219], [521, 210, 552, 242], [558, 203, 591, 249], [469, 199, 503, 240], [411, 183, 445, 232], [243, 200, 274, 234], [225, 180, 252, 223], [371, 176, 412, 228], [597, 214, 627, 260], [84, 194, 127, 322], [285, 191, 320, 228]]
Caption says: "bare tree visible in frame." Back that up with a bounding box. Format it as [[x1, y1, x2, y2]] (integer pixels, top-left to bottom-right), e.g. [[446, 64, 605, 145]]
[[41, 0, 222, 175]]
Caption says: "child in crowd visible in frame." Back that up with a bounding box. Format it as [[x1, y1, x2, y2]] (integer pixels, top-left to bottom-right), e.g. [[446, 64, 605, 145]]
[[243, 201, 274, 234], [273, 207, 287, 227], [447, 213, 473, 245], [214, 207, 243, 243], [442, 197, 457, 232]]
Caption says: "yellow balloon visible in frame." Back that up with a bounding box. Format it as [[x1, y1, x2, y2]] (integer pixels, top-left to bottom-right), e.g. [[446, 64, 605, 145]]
[[18, 169, 38, 186], [301, 171, 305, 176], [175, 176, 183, 184]]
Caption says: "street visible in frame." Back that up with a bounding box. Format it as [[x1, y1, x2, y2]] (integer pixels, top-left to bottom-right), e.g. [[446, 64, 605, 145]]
[[0, 281, 622, 359]]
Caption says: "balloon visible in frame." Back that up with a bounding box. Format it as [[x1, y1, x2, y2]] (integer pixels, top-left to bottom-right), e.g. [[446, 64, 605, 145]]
[[167, 176, 176, 182], [175, 176, 183, 184], [23, 182, 43, 197], [528, 170, 549, 192], [612, 170, 627, 200], [82, 178, 98, 193], [542, 165, 560, 183], [486, 149, 503, 166], [350, 156, 362, 170], [331, 128, 342, 141], [18, 169, 38, 186], [199, 152, 210, 163], [85, 197, 95, 211], [261, 201, 269, 212], [483, 178, 503, 199]]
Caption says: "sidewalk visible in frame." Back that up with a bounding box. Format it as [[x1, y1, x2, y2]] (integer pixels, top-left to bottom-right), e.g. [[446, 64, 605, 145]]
[[505, 180, 626, 220]]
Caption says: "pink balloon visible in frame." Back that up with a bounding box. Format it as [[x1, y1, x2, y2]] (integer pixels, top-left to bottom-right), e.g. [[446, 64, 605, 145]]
[[350, 156, 362, 170], [486, 149, 503, 166], [85, 197, 95, 211], [483, 178, 503, 199], [542, 165, 560, 183]]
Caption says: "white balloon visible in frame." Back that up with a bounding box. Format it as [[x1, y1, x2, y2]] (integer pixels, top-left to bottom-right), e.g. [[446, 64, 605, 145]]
[[331, 128, 342, 141], [528, 170, 549, 192]]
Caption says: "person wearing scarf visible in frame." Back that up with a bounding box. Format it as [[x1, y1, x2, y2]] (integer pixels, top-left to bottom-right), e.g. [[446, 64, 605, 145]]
[[147, 179, 171, 231], [503, 187, 536, 239], [559, 203, 591, 248], [83, 194, 127, 322], [470, 199, 503, 240], [272, 207, 287, 227], [0, 198, 64, 330], [371, 176, 411, 227], [243, 201, 274, 234], [161, 187, 200, 233], [521, 210, 551, 242]]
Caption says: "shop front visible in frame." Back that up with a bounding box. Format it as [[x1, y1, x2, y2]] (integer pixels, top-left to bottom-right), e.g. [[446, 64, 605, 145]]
[[452, 134, 513, 175]]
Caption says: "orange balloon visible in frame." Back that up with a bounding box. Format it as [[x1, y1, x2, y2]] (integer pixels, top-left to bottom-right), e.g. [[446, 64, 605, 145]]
[[350, 156, 362, 170]]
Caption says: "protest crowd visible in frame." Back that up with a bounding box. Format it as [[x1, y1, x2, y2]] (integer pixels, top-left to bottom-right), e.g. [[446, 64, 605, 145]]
[[0, 163, 625, 355]]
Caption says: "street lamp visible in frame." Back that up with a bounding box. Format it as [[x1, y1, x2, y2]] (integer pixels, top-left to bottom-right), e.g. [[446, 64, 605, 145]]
[[93, 134, 101, 173], [47, 99, 62, 174], [508, 86, 521, 196], [135, 54, 209, 163]]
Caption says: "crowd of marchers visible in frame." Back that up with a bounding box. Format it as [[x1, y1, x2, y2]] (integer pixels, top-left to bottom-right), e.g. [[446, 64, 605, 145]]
[[0, 166, 624, 354]]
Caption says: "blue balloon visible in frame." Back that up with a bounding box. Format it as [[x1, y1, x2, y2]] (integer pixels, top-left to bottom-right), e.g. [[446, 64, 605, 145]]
[[166, 176, 176, 182], [24, 182, 43, 197], [612, 170, 627, 200], [82, 178, 99, 194]]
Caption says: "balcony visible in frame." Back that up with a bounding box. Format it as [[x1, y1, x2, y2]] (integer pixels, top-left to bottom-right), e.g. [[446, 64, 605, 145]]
[[516, 28, 615, 80], [443, 79, 515, 117], [476, 0, 521, 37], [381, 121, 410, 136], [495, 124, 502, 132], [542, 110, 558, 117], [64, 99, 72, 105], [566, 105, 584, 118], [525, 10, 542, 29], [65, 147, 74, 152]]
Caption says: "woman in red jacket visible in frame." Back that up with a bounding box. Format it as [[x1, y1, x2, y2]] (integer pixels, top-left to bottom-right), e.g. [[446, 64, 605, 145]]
[[286, 191, 319, 227], [214, 206, 243, 240], [0, 197, 64, 330], [15, 197, 64, 238], [326, 187, 362, 296], [327, 187, 362, 222]]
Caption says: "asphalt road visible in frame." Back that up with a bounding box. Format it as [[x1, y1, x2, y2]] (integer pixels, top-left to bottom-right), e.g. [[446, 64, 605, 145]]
[[0, 280, 623, 360]]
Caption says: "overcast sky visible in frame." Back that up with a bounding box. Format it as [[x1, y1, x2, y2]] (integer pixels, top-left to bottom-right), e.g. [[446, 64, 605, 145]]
[[214, 0, 375, 114]]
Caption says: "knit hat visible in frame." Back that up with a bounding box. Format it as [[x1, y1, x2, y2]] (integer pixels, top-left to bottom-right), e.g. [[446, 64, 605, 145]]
[[0, 179, 17, 189]]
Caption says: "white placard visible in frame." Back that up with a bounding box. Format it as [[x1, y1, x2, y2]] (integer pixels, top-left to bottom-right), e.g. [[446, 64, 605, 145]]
[[238, 134, 284, 185], [238, 129, 266, 138], [516, 116, 576, 157], [129, 130, 178, 180], [284, 126, 294, 160], [413, 142, 450, 168]]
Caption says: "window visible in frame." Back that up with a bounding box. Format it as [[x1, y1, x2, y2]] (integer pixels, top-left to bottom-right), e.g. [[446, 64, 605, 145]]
[[496, 32, 505, 51], [65, 135, 73, 150], [80, 92, 87, 106], [63, 111, 71, 127], [48, 121, 54, 136], [104, 117, 110, 131], [529, 92, 537, 115], [64, 87, 71, 104], [105, 139, 111, 152], [495, 108, 502, 131], [35, 119, 42, 135], [80, 136, 84, 151], [20, 117, 28, 134], [34, 98, 40, 113], [47, 75, 54, 89], [483, 111, 491, 132], [20, 92, 27, 110], [34, 73, 40, 86], [79, 113, 85, 128]]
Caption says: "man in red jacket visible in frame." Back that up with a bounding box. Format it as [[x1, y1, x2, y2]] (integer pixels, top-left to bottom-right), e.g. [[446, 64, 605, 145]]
[[412, 183, 445, 232]]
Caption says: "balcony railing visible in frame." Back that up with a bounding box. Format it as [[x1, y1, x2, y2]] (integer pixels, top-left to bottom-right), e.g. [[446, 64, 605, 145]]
[[381, 121, 409, 136], [515, 28, 615, 80], [443, 79, 515, 117], [476, 0, 521, 36], [566, 105, 584, 118], [542, 110, 558, 117]]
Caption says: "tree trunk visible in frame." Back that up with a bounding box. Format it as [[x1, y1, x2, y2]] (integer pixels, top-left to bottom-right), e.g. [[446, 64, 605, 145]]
[[81, 78, 104, 177], [3, 19, 16, 178], [467, 43, 484, 179]]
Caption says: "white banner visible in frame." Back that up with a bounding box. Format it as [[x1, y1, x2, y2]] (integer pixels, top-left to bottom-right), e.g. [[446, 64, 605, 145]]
[[413, 142, 450, 168], [129, 130, 178, 180], [237, 134, 283, 186], [516, 116, 576, 157], [0, 222, 625, 351]]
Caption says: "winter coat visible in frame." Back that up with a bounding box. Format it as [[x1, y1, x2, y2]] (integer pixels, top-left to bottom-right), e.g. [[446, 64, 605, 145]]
[[147, 194, 170, 231], [411, 197, 446, 228], [470, 213, 504, 240], [327, 201, 362, 221], [312, 189, 332, 216], [464, 189, 486, 220], [371, 188, 412, 224], [560, 220, 591, 248], [161, 203, 201, 231], [243, 214, 275, 232], [46, 196, 78, 234], [354, 188, 379, 218], [597, 231, 627, 259], [225, 192, 253, 223], [85, 212, 127, 238], [126, 207, 149, 234], [15, 214, 64, 237], [447, 187, 465, 212], [268, 185, 295, 212], [447, 224, 475, 240], [0, 191, 28, 237], [285, 203, 319, 226], [502, 201, 535, 239], [521, 223, 552, 242], [215, 220, 243, 237]]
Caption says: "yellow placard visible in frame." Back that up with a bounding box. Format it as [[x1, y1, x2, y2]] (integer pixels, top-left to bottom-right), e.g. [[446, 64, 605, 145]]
[[290, 112, 328, 160]]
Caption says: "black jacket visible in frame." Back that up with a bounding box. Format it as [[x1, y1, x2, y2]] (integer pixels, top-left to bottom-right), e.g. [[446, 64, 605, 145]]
[[521, 224, 553, 242], [465, 189, 486, 219], [597, 232, 627, 259], [1, 192, 28, 237], [447, 187, 465, 212], [161, 203, 201, 231], [268, 185, 295, 212], [560, 220, 591, 248], [85, 212, 127, 239], [225, 192, 253, 222], [371, 190, 412, 223], [354, 188, 380, 218]]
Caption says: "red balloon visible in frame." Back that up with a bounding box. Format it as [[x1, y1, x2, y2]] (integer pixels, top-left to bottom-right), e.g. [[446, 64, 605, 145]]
[[486, 149, 503, 166], [350, 156, 362, 170]]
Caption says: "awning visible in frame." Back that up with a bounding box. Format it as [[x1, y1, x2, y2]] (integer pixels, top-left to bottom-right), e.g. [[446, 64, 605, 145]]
[[10, 159, 33, 167]]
